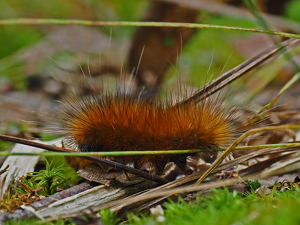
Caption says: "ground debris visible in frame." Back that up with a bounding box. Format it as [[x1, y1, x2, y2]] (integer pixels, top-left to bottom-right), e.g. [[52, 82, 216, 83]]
[[0, 182, 94, 222]]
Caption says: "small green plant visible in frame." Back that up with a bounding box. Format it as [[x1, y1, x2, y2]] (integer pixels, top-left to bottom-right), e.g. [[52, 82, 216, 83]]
[[12, 156, 81, 199], [2, 159, 73, 212], [247, 179, 261, 191], [29, 159, 67, 196], [13, 179, 40, 195], [13, 159, 69, 197], [99, 208, 120, 225]]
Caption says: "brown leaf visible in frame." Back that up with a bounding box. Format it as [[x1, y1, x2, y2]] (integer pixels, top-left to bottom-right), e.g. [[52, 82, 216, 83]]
[[77, 163, 142, 186]]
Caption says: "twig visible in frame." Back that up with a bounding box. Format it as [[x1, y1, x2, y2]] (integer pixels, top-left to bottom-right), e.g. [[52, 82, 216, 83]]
[[0, 164, 9, 176]]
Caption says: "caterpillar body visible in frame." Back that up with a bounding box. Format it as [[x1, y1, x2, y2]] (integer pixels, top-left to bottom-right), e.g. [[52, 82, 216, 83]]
[[60, 89, 240, 174]]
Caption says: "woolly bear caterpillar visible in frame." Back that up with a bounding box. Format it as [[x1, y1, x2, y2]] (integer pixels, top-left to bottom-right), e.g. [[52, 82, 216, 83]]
[[51, 37, 300, 178]]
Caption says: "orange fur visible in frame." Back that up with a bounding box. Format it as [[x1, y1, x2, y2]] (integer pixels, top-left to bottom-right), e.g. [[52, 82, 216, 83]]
[[60, 92, 239, 173]]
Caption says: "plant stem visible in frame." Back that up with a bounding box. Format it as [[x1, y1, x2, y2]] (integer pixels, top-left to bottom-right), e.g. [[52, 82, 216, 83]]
[[0, 18, 300, 39], [0, 143, 300, 157]]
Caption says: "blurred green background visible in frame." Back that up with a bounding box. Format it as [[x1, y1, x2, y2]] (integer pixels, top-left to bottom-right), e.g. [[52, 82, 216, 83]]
[[0, 0, 299, 90]]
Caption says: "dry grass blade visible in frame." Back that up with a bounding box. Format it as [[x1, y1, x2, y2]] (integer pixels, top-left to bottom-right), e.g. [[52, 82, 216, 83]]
[[194, 124, 300, 185], [246, 71, 300, 125], [259, 157, 300, 177], [217, 147, 300, 172], [178, 38, 300, 106]]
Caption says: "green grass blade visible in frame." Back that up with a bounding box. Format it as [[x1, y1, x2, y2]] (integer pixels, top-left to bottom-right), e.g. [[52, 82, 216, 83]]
[[0, 18, 299, 39]]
